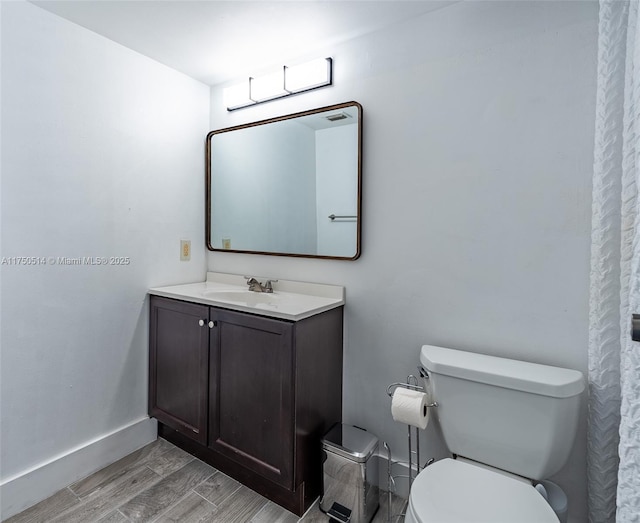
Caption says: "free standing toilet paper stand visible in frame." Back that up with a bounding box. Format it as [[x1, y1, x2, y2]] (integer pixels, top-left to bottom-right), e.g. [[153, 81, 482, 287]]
[[385, 374, 437, 523]]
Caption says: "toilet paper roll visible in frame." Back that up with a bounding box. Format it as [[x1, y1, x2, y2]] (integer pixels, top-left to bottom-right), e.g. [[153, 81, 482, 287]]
[[391, 388, 429, 429]]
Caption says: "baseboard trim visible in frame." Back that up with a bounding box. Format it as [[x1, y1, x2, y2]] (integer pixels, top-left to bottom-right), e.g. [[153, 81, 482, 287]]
[[0, 416, 157, 520]]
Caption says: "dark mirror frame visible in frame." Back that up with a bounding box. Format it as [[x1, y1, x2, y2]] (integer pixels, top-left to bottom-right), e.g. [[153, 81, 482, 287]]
[[206, 101, 363, 260]]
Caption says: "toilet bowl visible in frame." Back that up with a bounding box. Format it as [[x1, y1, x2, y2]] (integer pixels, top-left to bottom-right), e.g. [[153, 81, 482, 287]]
[[404, 345, 584, 523], [404, 459, 558, 523]]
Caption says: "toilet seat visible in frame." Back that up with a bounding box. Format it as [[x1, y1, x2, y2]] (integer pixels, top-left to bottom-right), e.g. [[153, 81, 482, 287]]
[[406, 458, 559, 523]]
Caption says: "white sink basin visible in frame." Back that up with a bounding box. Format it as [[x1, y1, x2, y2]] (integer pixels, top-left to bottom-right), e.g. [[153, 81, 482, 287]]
[[149, 272, 345, 321], [202, 289, 280, 306]]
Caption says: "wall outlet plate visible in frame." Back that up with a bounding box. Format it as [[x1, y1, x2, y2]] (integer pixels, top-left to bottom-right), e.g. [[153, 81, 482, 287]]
[[180, 239, 191, 261]]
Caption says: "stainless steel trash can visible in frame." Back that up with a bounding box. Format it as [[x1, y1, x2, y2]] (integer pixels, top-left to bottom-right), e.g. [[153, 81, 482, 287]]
[[321, 424, 379, 523]]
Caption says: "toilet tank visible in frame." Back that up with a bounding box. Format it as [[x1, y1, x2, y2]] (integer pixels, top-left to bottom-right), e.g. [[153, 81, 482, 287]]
[[420, 345, 584, 480]]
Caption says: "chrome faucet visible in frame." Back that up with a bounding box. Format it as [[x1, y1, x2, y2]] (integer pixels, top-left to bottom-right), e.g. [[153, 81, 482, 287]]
[[245, 277, 278, 293]]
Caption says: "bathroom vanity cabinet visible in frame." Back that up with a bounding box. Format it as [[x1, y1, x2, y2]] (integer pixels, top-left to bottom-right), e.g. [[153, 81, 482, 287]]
[[149, 297, 209, 444], [149, 294, 343, 515]]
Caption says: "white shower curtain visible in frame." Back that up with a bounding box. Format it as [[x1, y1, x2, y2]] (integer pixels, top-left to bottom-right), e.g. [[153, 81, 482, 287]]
[[590, 1, 640, 521]]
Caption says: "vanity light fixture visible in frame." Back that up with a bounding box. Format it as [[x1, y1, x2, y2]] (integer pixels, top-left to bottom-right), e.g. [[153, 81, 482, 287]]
[[250, 69, 288, 102], [223, 57, 333, 111]]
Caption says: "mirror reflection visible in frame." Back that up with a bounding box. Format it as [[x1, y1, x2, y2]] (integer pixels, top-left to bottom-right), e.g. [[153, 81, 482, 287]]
[[206, 102, 362, 259]]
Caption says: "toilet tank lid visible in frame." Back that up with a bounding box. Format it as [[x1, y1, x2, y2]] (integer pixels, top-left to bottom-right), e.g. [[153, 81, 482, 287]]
[[420, 345, 584, 398]]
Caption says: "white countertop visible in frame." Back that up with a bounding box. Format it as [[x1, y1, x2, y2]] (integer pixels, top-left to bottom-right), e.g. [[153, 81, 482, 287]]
[[149, 272, 345, 321]]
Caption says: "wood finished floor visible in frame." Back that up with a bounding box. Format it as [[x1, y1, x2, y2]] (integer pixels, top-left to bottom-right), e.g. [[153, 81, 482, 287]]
[[5, 438, 406, 523]]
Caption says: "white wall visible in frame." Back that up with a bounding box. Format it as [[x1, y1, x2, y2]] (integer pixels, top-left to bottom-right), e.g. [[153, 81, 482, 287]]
[[0, 1, 210, 517], [209, 2, 598, 521]]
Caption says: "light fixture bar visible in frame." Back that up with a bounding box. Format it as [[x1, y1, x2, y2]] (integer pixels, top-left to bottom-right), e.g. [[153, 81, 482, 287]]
[[250, 68, 288, 102], [223, 80, 253, 110], [225, 57, 333, 111], [285, 57, 332, 93]]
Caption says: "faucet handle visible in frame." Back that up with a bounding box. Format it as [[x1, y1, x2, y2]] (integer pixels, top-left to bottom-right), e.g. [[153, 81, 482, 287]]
[[264, 279, 278, 292]]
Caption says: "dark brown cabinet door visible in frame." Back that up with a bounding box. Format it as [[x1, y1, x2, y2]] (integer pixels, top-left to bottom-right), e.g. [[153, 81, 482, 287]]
[[149, 296, 209, 444], [208, 309, 295, 489]]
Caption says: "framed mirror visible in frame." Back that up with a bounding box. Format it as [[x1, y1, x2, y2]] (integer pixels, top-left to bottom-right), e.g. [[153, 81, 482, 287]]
[[206, 101, 362, 260]]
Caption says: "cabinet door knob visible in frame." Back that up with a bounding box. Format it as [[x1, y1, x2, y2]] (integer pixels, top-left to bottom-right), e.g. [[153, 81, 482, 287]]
[[198, 319, 205, 327], [209, 321, 217, 328]]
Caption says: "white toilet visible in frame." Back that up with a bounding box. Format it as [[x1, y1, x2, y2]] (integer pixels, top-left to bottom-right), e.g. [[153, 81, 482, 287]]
[[405, 345, 585, 523]]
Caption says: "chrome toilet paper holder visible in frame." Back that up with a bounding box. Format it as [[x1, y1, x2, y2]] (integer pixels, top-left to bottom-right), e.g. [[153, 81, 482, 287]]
[[384, 373, 437, 522], [386, 370, 438, 407]]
